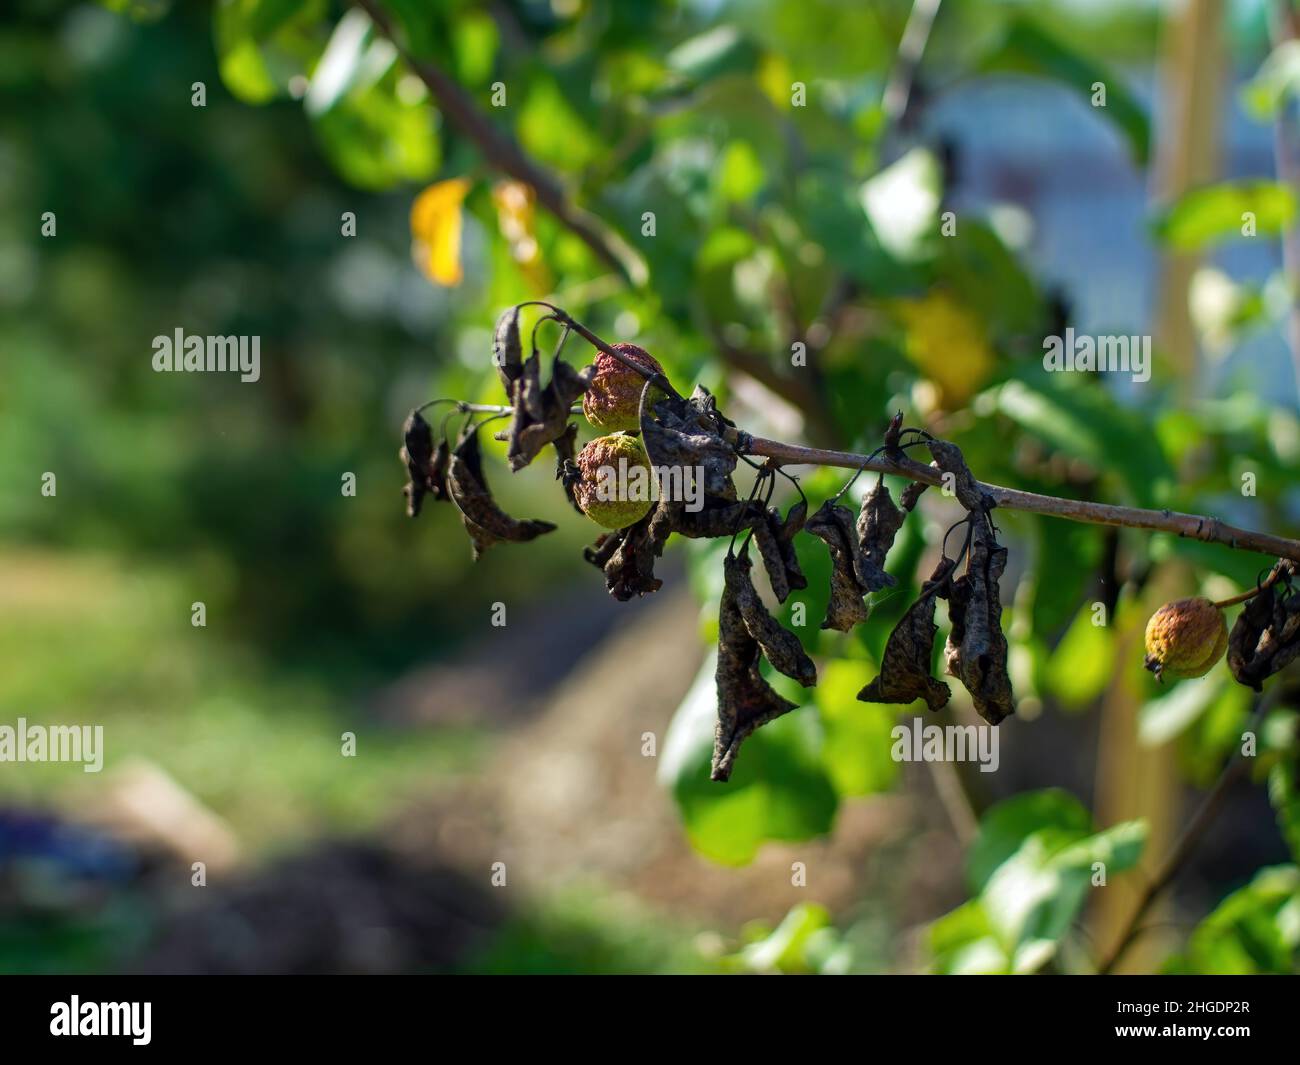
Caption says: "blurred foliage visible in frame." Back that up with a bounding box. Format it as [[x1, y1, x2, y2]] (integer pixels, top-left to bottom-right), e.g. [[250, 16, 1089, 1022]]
[[928, 789, 1146, 974], [2, 0, 1299, 974]]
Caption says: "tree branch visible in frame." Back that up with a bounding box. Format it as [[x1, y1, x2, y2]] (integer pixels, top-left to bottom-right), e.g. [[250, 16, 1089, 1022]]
[[735, 434, 1300, 562], [353, 0, 647, 287]]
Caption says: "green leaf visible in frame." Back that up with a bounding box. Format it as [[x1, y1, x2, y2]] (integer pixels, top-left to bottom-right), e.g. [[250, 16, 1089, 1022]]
[[815, 659, 900, 797], [928, 899, 1010, 974], [1166, 865, 1300, 974], [213, 0, 327, 106], [1045, 603, 1114, 709], [1152, 182, 1297, 251], [311, 55, 440, 190], [966, 788, 1093, 892], [1138, 672, 1223, 747], [303, 8, 371, 117], [659, 656, 837, 866], [859, 148, 940, 263], [994, 371, 1173, 508], [735, 902, 832, 974], [951, 789, 1146, 973], [518, 75, 602, 172], [977, 17, 1149, 166], [1030, 519, 1101, 638], [666, 26, 761, 85]]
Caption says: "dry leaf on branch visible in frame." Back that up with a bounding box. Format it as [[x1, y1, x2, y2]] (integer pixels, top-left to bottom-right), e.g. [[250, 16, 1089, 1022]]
[[639, 384, 739, 501], [725, 550, 817, 687], [502, 352, 594, 473], [755, 499, 808, 604], [445, 429, 556, 560], [855, 478, 904, 592], [1228, 563, 1300, 691], [492, 305, 523, 394], [858, 556, 955, 712], [713, 551, 802, 782], [945, 517, 1015, 724], [806, 500, 871, 631], [927, 439, 995, 512], [582, 500, 676, 600], [399, 409, 449, 518]]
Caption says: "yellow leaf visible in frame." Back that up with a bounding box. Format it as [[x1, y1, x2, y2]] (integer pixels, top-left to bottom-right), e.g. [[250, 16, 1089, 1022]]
[[894, 291, 996, 409], [410, 178, 472, 286]]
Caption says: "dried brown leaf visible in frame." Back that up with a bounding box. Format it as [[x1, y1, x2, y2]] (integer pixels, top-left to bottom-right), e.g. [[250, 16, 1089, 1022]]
[[725, 551, 816, 687], [858, 557, 955, 712], [927, 440, 994, 512], [445, 429, 556, 560], [1228, 565, 1300, 691], [945, 519, 1015, 724], [399, 409, 448, 518], [855, 478, 904, 592], [492, 305, 523, 393], [806, 500, 870, 631], [581, 499, 676, 600], [505, 355, 595, 473], [713, 554, 800, 782], [639, 384, 739, 501]]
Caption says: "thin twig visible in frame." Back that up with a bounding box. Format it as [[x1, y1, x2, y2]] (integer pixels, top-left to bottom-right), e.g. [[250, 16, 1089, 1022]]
[[882, 0, 943, 125], [1096, 691, 1275, 975], [353, 0, 647, 286]]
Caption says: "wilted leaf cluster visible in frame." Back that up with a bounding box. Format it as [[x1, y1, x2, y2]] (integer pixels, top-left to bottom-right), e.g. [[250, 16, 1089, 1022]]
[[445, 428, 556, 560], [493, 306, 596, 472], [1228, 562, 1300, 691], [713, 548, 816, 781], [855, 440, 1015, 726], [405, 305, 1024, 782]]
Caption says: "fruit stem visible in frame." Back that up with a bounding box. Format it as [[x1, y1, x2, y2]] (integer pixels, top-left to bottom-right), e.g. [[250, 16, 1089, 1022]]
[[1212, 560, 1292, 608], [514, 301, 684, 401], [1212, 588, 1263, 609]]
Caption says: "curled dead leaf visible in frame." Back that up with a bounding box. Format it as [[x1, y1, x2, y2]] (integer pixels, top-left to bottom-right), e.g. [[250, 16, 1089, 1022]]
[[713, 551, 801, 783], [945, 517, 1014, 724], [855, 478, 903, 593], [1228, 563, 1300, 691], [399, 409, 449, 518], [858, 557, 955, 712], [445, 428, 556, 560], [806, 500, 870, 631], [725, 550, 816, 687]]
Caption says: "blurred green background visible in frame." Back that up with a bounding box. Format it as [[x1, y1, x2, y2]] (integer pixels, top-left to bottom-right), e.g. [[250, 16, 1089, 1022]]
[[2, 0, 1300, 975]]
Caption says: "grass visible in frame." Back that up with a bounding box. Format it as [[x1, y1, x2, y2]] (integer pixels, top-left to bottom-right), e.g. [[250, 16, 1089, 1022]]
[[0, 547, 488, 852]]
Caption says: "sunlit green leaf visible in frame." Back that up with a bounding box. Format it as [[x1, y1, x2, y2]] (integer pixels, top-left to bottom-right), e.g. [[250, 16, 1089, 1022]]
[[1045, 603, 1114, 709], [213, 0, 327, 106], [1165, 865, 1300, 974], [815, 659, 899, 797], [1152, 182, 1297, 251], [860, 148, 940, 263]]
